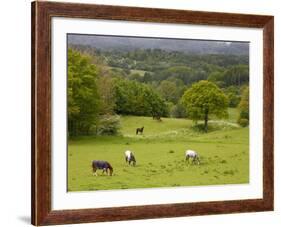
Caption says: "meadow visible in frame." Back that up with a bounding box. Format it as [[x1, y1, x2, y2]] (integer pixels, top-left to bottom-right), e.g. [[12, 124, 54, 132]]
[[68, 108, 249, 191]]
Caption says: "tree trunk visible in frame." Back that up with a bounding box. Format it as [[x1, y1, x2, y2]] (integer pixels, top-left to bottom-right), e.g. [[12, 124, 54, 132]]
[[204, 109, 209, 132]]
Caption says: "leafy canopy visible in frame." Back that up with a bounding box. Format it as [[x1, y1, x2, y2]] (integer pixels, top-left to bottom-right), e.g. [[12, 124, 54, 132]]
[[237, 86, 249, 126], [181, 80, 228, 124], [114, 79, 168, 117], [67, 48, 100, 136]]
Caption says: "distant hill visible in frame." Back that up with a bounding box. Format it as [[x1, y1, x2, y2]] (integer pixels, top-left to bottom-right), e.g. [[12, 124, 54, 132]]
[[68, 34, 249, 56]]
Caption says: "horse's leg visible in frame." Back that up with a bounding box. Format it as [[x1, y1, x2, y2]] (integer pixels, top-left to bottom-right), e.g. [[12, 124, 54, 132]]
[[192, 157, 196, 165], [194, 157, 199, 165], [93, 169, 98, 176], [93, 167, 97, 176]]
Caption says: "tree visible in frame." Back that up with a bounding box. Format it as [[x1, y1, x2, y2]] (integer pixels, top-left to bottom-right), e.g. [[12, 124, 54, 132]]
[[222, 65, 249, 86], [67, 48, 100, 136], [181, 80, 228, 132], [159, 66, 195, 85], [157, 80, 178, 103], [149, 91, 169, 119], [171, 101, 187, 118], [224, 86, 241, 107], [114, 79, 168, 117], [237, 86, 249, 127], [129, 73, 143, 82], [207, 71, 224, 86], [97, 75, 116, 115]]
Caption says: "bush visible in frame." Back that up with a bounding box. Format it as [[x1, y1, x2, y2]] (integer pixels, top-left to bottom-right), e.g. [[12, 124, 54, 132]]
[[239, 110, 249, 119], [227, 92, 240, 107], [238, 118, 249, 127], [171, 103, 187, 118], [97, 115, 120, 135]]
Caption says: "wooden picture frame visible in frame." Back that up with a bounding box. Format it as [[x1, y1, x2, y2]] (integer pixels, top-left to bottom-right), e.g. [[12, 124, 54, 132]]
[[31, 1, 274, 226]]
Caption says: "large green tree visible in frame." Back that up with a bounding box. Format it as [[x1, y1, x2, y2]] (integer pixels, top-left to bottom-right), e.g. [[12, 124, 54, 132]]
[[181, 80, 228, 131], [114, 79, 168, 117], [96, 72, 116, 116], [67, 48, 100, 136], [157, 80, 178, 104]]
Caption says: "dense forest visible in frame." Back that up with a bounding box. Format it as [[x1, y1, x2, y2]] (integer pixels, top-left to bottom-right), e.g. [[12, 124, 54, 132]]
[[67, 43, 249, 136]]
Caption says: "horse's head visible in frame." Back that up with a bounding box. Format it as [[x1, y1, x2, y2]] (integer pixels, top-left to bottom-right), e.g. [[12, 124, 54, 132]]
[[107, 163, 113, 176], [109, 167, 113, 176]]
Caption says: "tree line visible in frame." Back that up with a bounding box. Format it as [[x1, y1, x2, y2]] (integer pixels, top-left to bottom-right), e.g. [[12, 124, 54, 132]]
[[68, 47, 249, 136], [68, 49, 168, 136]]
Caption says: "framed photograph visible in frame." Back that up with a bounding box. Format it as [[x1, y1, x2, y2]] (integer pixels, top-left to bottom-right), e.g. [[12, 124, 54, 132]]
[[31, 1, 274, 226]]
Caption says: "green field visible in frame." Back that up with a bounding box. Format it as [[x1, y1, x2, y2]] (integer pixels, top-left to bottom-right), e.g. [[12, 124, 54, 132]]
[[129, 69, 148, 76], [68, 108, 249, 191], [107, 66, 149, 77]]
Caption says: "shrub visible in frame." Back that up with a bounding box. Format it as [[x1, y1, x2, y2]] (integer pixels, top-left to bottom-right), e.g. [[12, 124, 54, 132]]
[[171, 102, 187, 118], [97, 115, 120, 135], [238, 118, 249, 127], [237, 86, 249, 127], [239, 110, 249, 119]]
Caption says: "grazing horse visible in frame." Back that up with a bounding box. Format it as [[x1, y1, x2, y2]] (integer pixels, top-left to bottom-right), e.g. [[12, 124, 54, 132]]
[[92, 160, 113, 176], [136, 126, 144, 135], [185, 150, 200, 165], [153, 115, 162, 121], [125, 150, 136, 166]]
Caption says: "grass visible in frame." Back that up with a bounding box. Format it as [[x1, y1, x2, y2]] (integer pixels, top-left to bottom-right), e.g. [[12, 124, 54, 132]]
[[227, 107, 240, 123], [68, 108, 249, 191], [107, 66, 149, 77], [129, 69, 148, 76]]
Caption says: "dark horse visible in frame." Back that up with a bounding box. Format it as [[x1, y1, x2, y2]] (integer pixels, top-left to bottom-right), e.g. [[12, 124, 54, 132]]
[[92, 160, 113, 176], [136, 126, 144, 135], [153, 115, 162, 121]]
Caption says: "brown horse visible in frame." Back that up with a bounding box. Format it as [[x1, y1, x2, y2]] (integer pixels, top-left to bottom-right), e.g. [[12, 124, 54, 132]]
[[136, 126, 144, 135]]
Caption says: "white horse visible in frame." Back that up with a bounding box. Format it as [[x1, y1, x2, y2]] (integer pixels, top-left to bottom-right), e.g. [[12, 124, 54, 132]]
[[125, 150, 136, 166], [185, 150, 200, 165]]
